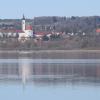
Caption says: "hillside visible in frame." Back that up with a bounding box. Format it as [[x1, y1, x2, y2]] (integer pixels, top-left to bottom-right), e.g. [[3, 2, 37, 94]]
[[0, 16, 100, 34]]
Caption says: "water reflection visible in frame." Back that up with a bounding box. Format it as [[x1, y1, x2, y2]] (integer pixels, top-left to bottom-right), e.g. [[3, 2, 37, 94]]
[[0, 59, 100, 86]]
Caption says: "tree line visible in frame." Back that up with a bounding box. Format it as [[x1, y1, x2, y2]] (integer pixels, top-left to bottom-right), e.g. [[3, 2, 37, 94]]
[[0, 16, 100, 34]]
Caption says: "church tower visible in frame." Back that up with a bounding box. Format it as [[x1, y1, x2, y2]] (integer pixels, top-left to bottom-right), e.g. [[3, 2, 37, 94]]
[[22, 14, 26, 32]]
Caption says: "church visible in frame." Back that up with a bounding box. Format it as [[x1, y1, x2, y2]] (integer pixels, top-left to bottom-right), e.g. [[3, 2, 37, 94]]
[[0, 15, 33, 39], [18, 15, 33, 40]]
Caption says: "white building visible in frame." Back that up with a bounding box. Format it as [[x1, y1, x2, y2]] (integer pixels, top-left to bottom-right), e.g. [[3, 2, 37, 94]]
[[18, 15, 33, 40]]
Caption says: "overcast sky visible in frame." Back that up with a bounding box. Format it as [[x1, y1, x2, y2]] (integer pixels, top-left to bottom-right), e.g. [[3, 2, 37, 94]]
[[0, 0, 100, 18]]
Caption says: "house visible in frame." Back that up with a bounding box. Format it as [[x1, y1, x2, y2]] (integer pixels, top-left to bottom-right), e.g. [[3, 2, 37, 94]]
[[34, 31, 52, 40], [0, 29, 18, 38], [35, 32, 45, 38]]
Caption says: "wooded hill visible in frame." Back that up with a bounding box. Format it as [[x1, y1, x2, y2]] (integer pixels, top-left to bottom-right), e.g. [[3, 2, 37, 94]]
[[0, 16, 100, 34]]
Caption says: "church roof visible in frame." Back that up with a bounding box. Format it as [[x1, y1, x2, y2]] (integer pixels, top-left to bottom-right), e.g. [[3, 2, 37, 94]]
[[25, 25, 33, 30], [96, 28, 100, 33]]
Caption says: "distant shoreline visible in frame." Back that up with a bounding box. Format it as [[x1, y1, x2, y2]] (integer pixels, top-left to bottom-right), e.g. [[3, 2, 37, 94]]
[[0, 49, 100, 59], [0, 49, 100, 53]]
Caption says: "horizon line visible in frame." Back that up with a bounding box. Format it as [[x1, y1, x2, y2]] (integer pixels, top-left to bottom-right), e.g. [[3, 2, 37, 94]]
[[0, 15, 100, 19]]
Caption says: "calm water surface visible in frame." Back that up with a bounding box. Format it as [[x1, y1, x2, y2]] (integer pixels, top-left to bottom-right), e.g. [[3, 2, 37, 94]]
[[0, 52, 100, 100]]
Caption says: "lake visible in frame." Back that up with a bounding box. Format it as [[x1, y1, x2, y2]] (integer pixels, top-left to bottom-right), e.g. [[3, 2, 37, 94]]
[[0, 51, 100, 100]]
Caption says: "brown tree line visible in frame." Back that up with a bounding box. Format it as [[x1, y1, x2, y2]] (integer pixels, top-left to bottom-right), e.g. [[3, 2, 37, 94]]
[[0, 16, 100, 34]]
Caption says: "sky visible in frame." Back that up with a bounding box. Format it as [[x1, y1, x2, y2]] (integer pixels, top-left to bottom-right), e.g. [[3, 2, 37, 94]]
[[0, 0, 100, 19]]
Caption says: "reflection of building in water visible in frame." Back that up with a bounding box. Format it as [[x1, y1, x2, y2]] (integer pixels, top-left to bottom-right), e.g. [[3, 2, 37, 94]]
[[0, 59, 32, 86], [0, 62, 100, 85], [19, 59, 32, 85]]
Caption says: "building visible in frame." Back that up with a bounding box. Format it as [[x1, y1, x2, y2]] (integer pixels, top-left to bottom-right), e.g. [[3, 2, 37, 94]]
[[0, 15, 33, 40], [18, 15, 33, 40]]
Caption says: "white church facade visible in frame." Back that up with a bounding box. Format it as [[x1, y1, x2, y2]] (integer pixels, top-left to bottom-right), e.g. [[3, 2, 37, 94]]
[[18, 15, 33, 40]]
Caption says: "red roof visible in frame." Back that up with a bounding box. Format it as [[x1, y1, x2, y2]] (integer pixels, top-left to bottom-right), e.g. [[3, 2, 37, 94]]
[[25, 25, 32, 30], [16, 30, 24, 33], [0, 29, 25, 33], [36, 32, 45, 35], [96, 29, 100, 33], [0, 29, 16, 33], [36, 32, 52, 35]]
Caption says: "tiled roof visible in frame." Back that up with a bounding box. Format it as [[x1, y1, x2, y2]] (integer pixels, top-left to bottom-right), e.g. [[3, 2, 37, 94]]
[[16, 30, 24, 33], [0, 29, 16, 33], [25, 25, 32, 30], [36, 32, 51, 35], [96, 29, 100, 33], [0, 29, 24, 33]]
